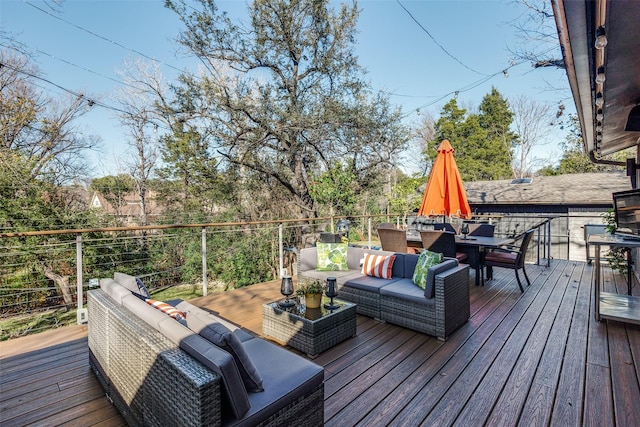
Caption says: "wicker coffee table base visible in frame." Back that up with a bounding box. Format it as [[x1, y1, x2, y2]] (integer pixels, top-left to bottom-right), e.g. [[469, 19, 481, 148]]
[[262, 300, 356, 358]]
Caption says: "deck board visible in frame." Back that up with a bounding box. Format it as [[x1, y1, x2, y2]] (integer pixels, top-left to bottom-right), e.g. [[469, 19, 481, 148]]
[[2, 259, 640, 426]]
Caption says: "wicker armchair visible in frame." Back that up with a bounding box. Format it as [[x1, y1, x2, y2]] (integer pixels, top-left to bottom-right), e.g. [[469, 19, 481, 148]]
[[378, 227, 417, 253]]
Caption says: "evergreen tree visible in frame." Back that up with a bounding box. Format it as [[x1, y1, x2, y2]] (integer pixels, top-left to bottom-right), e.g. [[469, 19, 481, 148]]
[[428, 89, 513, 181]]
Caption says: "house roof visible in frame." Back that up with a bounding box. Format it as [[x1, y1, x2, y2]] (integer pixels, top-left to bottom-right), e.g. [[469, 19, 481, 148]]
[[463, 172, 631, 206]]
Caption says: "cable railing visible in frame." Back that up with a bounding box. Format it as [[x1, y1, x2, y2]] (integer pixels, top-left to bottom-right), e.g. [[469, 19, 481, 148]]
[[0, 212, 604, 338]]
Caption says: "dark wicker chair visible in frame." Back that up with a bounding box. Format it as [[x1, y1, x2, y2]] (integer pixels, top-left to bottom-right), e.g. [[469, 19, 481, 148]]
[[433, 222, 460, 234], [483, 229, 535, 292], [419, 230, 467, 262], [468, 223, 495, 237]]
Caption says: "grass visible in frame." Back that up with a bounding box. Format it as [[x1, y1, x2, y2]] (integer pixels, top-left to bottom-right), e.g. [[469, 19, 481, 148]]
[[1, 308, 78, 341]]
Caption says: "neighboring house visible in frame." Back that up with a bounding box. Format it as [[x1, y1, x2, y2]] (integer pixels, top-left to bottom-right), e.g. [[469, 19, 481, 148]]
[[464, 172, 632, 262], [89, 191, 164, 225]]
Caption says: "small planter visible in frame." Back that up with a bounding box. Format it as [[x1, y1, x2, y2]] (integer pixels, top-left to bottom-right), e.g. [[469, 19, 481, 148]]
[[297, 279, 325, 309], [305, 293, 323, 309]]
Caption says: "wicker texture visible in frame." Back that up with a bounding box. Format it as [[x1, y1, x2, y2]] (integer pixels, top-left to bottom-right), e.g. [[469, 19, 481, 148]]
[[262, 301, 356, 357], [378, 227, 410, 253], [88, 290, 221, 426], [336, 284, 381, 318], [379, 265, 470, 340], [255, 385, 324, 427]]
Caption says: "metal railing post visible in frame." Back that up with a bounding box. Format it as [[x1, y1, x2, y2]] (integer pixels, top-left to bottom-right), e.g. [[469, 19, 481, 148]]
[[279, 223, 284, 278], [547, 220, 552, 266], [368, 217, 372, 249], [536, 226, 541, 265], [202, 227, 208, 296], [76, 234, 87, 324]]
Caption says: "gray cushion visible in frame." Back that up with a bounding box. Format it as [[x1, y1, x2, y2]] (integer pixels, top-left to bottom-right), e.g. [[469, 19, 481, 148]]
[[379, 279, 437, 306], [111, 272, 150, 297], [99, 278, 131, 304], [347, 247, 365, 269], [113, 272, 139, 293], [299, 248, 319, 272], [179, 334, 251, 420], [187, 312, 264, 392], [344, 275, 400, 293], [403, 253, 420, 279], [301, 269, 360, 281], [121, 294, 173, 329], [175, 300, 241, 332], [237, 338, 324, 427]]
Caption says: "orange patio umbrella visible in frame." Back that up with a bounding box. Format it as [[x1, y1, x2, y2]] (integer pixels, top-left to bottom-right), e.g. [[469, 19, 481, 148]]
[[418, 139, 472, 219]]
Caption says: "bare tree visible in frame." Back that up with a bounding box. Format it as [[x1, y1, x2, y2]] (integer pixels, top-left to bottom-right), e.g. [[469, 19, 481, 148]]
[[408, 113, 436, 177], [113, 57, 166, 227], [0, 49, 100, 184], [511, 95, 553, 177], [509, 0, 564, 69]]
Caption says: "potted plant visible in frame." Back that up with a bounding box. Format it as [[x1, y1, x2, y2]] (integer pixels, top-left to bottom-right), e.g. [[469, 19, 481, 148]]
[[296, 279, 325, 309]]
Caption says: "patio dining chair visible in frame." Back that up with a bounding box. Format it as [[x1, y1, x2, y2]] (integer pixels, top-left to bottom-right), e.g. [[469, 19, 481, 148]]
[[433, 222, 460, 234], [483, 229, 535, 292], [378, 227, 418, 254], [419, 230, 468, 262], [377, 222, 397, 229], [468, 223, 495, 237]]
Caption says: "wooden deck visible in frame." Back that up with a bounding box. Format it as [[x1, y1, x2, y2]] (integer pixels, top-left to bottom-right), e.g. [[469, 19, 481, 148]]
[[2, 259, 640, 426]]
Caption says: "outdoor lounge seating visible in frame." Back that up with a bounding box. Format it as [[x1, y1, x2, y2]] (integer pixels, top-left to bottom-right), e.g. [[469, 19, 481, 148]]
[[483, 229, 535, 292], [88, 273, 324, 427], [298, 246, 470, 340]]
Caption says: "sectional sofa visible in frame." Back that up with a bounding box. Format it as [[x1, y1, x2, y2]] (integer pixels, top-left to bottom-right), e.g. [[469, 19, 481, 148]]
[[298, 246, 470, 340], [88, 273, 324, 427]]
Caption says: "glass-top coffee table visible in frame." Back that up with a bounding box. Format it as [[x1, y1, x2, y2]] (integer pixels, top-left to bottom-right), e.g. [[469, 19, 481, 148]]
[[262, 298, 356, 358]]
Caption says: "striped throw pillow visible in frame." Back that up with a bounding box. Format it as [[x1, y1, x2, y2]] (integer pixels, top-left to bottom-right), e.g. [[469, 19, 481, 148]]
[[146, 299, 187, 321], [361, 253, 396, 279]]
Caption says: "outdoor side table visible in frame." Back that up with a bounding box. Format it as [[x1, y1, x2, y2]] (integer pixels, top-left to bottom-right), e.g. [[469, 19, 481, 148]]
[[262, 299, 357, 358]]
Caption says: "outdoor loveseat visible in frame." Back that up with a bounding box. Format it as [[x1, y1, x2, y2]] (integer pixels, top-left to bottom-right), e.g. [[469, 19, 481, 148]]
[[88, 273, 324, 427], [298, 245, 470, 340]]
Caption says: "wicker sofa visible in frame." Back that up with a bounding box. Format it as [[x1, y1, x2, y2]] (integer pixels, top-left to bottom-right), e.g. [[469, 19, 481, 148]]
[[299, 246, 470, 340], [88, 273, 324, 427]]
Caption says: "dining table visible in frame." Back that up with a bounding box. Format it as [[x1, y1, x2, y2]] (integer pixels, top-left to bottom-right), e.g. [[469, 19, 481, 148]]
[[407, 231, 514, 286]]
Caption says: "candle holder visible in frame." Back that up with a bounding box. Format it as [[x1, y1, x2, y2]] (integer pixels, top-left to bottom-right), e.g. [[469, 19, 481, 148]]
[[461, 223, 470, 240], [324, 276, 339, 310], [279, 276, 295, 308]]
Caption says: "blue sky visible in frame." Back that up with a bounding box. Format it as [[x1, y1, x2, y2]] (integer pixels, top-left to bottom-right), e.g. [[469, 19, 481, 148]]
[[1, 0, 571, 177]]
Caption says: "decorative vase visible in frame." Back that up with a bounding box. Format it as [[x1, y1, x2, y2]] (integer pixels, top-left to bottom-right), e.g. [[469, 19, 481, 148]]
[[305, 292, 322, 309]]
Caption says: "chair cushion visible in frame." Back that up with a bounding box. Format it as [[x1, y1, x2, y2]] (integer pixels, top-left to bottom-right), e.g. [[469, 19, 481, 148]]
[[455, 252, 468, 262], [343, 274, 400, 292], [412, 250, 443, 290], [179, 334, 251, 420], [187, 311, 264, 393], [379, 279, 436, 306], [239, 338, 324, 425], [113, 272, 149, 297], [484, 251, 517, 265], [361, 252, 396, 279], [316, 242, 349, 271]]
